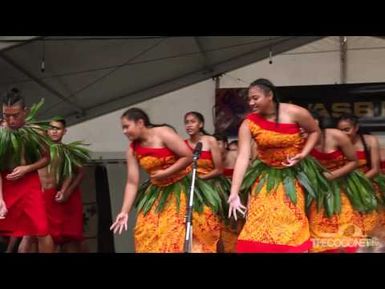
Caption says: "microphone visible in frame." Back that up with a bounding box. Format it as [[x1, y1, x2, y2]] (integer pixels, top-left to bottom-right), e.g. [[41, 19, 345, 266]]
[[193, 142, 203, 160]]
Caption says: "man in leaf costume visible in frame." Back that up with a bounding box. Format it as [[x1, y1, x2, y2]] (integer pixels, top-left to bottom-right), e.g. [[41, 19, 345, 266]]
[[20, 117, 90, 253], [0, 88, 54, 253]]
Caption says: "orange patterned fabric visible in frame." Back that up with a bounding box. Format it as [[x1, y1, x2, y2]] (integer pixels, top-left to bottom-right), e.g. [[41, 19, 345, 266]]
[[184, 140, 215, 176], [181, 140, 222, 252], [134, 192, 220, 253], [237, 113, 311, 252], [131, 142, 191, 252], [131, 142, 189, 187], [196, 158, 215, 176], [360, 154, 385, 233], [356, 151, 369, 173], [246, 113, 305, 168], [378, 161, 385, 229], [191, 205, 222, 253], [135, 193, 186, 252], [353, 150, 380, 236], [308, 149, 365, 252]]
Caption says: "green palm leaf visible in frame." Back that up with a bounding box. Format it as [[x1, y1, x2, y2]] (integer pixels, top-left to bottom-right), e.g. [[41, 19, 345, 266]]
[[283, 171, 297, 204]]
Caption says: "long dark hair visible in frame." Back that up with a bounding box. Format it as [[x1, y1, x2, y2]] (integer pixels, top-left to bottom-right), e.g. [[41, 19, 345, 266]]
[[338, 113, 371, 168], [184, 111, 210, 135], [311, 110, 327, 152], [213, 133, 228, 143], [121, 107, 176, 131], [249, 78, 280, 123]]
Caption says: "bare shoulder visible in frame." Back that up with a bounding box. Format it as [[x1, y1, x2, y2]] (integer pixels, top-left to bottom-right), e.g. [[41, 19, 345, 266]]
[[327, 128, 350, 143], [283, 103, 309, 115], [240, 118, 250, 128], [154, 125, 177, 136], [202, 135, 216, 143], [279, 103, 312, 124], [326, 128, 344, 138]]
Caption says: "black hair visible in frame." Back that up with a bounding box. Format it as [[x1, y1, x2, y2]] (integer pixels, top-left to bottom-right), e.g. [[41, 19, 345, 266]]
[[249, 78, 280, 123], [184, 111, 210, 135], [338, 113, 371, 169], [2, 88, 25, 107], [310, 111, 325, 130], [50, 116, 66, 128], [121, 107, 176, 131], [213, 133, 228, 143], [310, 110, 328, 152]]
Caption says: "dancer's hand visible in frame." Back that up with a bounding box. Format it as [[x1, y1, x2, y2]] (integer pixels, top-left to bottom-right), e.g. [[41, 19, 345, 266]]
[[55, 190, 70, 203], [281, 154, 304, 167], [110, 212, 128, 234], [151, 170, 168, 181], [6, 166, 29, 181], [228, 194, 247, 221], [0, 199, 7, 219], [323, 171, 334, 181]]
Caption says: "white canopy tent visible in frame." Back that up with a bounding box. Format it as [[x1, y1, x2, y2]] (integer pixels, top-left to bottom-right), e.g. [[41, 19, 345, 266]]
[[0, 36, 323, 125]]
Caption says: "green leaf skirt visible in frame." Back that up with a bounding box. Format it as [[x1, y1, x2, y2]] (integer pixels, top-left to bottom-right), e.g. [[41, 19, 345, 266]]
[[135, 173, 231, 220], [240, 157, 376, 218]]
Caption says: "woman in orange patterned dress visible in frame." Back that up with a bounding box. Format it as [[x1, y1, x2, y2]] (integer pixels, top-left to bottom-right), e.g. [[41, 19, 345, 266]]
[[228, 78, 326, 253], [213, 133, 245, 253], [372, 146, 385, 251], [337, 114, 384, 241], [308, 113, 376, 253], [183, 112, 228, 253], [110, 108, 194, 252]]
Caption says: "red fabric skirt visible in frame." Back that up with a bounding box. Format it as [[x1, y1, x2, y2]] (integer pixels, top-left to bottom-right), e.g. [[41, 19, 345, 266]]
[[59, 187, 84, 243], [236, 239, 312, 253], [43, 187, 63, 243], [0, 171, 49, 237]]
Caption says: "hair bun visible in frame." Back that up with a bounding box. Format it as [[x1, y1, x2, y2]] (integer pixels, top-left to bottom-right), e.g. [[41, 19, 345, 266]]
[[10, 87, 20, 94]]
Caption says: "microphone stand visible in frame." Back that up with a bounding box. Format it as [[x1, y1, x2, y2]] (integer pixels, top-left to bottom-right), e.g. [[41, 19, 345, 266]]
[[183, 145, 201, 253]]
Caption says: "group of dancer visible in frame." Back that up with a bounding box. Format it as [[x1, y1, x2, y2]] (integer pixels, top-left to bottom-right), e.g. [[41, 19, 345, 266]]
[[110, 78, 385, 253], [2, 78, 385, 253], [0, 88, 90, 253]]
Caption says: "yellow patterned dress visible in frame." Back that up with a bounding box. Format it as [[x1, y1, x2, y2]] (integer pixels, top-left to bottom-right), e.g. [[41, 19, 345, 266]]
[[184, 140, 223, 253], [378, 161, 385, 229], [308, 149, 365, 253], [355, 151, 380, 236], [132, 142, 190, 252], [236, 113, 311, 252]]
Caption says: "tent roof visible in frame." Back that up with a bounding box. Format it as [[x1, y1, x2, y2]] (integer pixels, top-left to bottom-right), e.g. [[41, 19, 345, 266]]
[[0, 36, 323, 125]]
